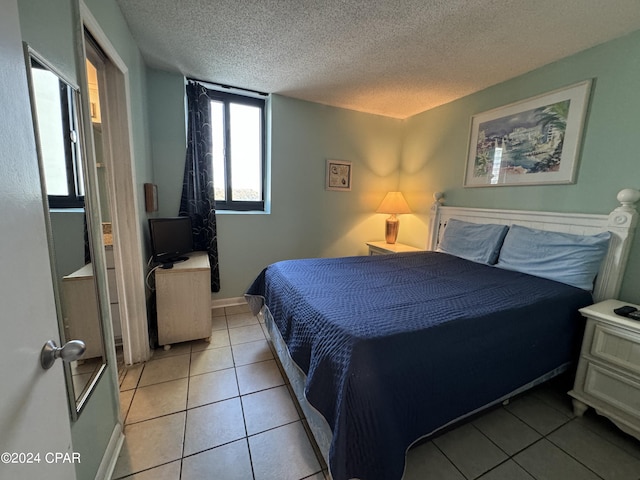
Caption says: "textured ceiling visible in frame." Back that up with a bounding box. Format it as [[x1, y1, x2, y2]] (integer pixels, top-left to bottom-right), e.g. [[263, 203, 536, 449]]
[[116, 0, 640, 119]]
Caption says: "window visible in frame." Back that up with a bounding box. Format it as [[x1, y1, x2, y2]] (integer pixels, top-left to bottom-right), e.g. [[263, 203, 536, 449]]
[[207, 88, 266, 212], [30, 58, 84, 208]]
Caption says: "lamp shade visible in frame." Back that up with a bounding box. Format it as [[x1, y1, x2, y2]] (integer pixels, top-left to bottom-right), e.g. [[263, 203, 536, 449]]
[[376, 192, 411, 214]]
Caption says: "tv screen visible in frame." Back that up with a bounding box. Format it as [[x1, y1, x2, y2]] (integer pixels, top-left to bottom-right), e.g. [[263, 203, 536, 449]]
[[148, 216, 194, 263]]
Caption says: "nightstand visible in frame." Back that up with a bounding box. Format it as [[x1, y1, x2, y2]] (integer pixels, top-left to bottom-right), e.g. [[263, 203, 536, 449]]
[[155, 252, 211, 348], [569, 299, 640, 441], [366, 241, 423, 256]]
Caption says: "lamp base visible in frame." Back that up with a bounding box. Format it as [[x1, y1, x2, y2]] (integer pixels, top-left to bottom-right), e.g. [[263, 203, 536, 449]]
[[385, 215, 400, 244]]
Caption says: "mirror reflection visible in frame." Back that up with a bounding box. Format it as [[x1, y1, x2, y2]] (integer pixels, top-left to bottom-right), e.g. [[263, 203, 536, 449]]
[[28, 53, 107, 413]]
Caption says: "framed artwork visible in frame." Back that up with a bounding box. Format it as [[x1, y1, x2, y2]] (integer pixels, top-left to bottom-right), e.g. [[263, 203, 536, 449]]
[[326, 159, 352, 191], [464, 80, 591, 187]]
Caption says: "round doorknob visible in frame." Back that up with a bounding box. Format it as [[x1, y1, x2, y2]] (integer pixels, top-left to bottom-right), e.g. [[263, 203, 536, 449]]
[[40, 339, 86, 370]]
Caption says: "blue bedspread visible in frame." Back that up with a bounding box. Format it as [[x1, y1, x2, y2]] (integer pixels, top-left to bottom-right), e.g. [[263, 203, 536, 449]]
[[246, 252, 592, 480]]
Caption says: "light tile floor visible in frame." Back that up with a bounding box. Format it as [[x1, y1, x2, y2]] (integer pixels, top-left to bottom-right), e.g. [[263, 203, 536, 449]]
[[113, 305, 640, 480]]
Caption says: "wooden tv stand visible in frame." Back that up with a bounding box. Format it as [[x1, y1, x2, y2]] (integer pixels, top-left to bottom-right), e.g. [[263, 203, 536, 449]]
[[155, 251, 211, 348]]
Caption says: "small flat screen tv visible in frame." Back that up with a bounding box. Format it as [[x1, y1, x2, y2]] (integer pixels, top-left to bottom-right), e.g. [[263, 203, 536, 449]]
[[148, 216, 194, 263]]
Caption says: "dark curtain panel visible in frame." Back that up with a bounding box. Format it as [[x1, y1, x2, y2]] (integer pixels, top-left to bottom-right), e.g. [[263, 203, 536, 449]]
[[179, 81, 221, 292], [83, 211, 91, 265]]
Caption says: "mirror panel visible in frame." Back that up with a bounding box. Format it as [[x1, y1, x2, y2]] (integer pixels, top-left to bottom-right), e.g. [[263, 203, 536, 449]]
[[26, 49, 107, 417]]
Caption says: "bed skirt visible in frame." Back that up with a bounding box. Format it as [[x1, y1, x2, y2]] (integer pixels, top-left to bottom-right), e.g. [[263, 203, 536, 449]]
[[258, 303, 570, 480], [260, 305, 332, 465]]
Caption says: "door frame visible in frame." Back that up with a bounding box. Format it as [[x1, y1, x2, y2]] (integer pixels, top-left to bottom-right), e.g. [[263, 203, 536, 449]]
[[80, 2, 150, 366]]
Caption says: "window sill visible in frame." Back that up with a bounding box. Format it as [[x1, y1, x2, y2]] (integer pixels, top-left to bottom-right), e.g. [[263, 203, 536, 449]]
[[215, 209, 270, 215], [49, 208, 85, 214]]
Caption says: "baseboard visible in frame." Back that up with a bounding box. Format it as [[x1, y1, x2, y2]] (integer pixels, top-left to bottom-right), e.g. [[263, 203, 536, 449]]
[[211, 296, 247, 309], [95, 422, 124, 480]]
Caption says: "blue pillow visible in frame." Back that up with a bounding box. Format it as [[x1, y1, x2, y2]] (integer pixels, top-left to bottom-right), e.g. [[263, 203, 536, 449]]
[[496, 225, 611, 291], [437, 219, 509, 265]]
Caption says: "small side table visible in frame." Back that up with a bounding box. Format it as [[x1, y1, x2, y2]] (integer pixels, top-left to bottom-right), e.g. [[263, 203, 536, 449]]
[[568, 299, 640, 441], [155, 251, 211, 348], [366, 241, 423, 256]]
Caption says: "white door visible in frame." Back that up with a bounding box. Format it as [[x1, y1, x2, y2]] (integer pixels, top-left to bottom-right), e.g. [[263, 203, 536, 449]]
[[0, 2, 77, 479]]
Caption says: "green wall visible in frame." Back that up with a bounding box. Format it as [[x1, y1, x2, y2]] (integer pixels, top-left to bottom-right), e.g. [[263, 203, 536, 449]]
[[401, 29, 640, 304], [149, 30, 640, 302], [18, 0, 77, 83], [149, 75, 405, 298], [217, 95, 404, 297], [147, 68, 187, 220]]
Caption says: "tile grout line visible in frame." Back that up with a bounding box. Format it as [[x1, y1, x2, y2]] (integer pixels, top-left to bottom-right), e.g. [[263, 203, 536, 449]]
[[542, 418, 608, 480], [112, 459, 178, 480], [467, 422, 517, 479], [508, 436, 548, 480], [498, 408, 607, 480], [568, 413, 640, 462], [228, 311, 258, 480], [120, 362, 145, 425], [430, 439, 469, 479], [430, 396, 578, 480], [178, 338, 196, 479], [115, 308, 265, 478], [117, 307, 637, 480]]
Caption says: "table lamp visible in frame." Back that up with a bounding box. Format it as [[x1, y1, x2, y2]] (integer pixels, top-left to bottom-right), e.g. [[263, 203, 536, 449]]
[[376, 191, 411, 244]]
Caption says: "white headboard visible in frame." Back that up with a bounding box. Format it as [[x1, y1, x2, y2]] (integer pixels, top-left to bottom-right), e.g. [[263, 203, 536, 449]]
[[427, 189, 640, 302]]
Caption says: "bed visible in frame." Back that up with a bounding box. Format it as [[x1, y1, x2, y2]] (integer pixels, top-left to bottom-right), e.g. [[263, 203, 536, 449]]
[[245, 189, 639, 480]]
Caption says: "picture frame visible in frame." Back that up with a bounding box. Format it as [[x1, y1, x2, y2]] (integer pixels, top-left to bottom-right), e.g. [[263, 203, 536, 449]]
[[326, 159, 352, 191], [464, 80, 591, 187]]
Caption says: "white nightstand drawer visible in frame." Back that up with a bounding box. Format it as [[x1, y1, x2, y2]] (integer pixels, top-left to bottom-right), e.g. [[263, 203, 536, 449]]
[[366, 241, 423, 256], [584, 362, 640, 419], [570, 300, 640, 441], [591, 323, 640, 376], [369, 246, 389, 256]]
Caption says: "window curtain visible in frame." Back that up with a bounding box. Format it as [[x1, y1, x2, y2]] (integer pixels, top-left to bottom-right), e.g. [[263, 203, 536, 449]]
[[83, 211, 91, 265], [179, 81, 221, 292]]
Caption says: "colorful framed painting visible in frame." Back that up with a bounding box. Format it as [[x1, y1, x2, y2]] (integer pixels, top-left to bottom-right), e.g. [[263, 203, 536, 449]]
[[464, 80, 591, 187], [326, 159, 352, 191]]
